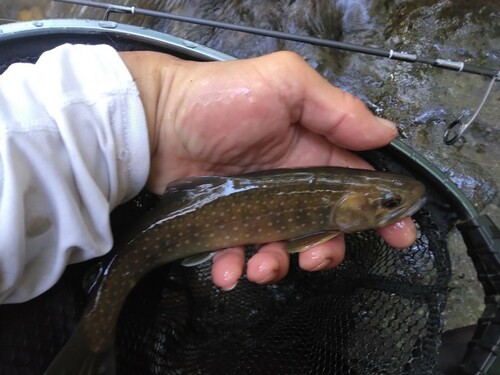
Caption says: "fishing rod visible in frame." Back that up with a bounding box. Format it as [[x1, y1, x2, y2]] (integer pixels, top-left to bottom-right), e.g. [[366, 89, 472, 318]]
[[52, 0, 498, 145], [53, 0, 499, 79]]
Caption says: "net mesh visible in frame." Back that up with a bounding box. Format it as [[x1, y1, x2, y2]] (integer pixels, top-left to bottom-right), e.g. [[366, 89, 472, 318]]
[[112, 209, 449, 375], [0, 31, 453, 375]]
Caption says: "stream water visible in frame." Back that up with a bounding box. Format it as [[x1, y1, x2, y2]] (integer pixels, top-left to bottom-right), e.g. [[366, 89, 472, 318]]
[[1, 0, 499, 332]]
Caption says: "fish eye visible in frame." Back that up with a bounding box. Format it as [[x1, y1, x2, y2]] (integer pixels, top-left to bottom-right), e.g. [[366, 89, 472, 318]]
[[381, 194, 402, 209]]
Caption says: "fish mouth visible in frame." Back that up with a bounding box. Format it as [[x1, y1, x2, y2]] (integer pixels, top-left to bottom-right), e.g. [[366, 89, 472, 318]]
[[405, 194, 427, 217], [378, 194, 427, 227]]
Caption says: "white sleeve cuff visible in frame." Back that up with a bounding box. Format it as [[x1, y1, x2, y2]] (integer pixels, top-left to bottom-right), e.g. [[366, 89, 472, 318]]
[[36, 43, 150, 207], [0, 44, 150, 303]]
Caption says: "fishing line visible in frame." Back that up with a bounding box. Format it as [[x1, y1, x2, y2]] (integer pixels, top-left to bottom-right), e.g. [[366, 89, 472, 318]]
[[0, 17, 18, 24], [52, 0, 499, 144], [444, 74, 498, 145]]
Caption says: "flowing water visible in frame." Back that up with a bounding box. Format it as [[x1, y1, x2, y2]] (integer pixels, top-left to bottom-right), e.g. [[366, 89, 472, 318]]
[[1, 0, 499, 331]]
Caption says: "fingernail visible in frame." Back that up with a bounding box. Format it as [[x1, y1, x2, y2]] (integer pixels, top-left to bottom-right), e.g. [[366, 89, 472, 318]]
[[377, 117, 396, 131], [257, 268, 279, 284], [221, 281, 238, 291], [219, 269, 240, 291], [310, 257, 333, 272]]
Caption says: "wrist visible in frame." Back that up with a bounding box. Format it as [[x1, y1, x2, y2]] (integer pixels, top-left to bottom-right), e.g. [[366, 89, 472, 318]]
[[118, 51, 163, 155], [118, 51, 182, 194]]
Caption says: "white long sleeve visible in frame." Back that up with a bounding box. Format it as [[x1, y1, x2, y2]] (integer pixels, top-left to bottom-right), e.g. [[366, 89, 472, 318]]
[[0, 44, 150, 303]]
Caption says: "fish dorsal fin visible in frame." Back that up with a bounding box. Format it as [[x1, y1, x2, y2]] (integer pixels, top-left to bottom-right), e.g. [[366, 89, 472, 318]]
[[166, 175, 229, 191], [126, 176, 233, 231], [157, 175, 231, 213], [285, 231, 340, 253]]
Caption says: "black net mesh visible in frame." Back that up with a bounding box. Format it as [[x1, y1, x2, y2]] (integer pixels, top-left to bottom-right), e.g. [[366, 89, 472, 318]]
[[0, 27, 455, 375], [112, 209, 449, 375]]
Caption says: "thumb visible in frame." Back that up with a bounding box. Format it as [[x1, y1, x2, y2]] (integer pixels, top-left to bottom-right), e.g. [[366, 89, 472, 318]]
[[252, 51, 397, 150]]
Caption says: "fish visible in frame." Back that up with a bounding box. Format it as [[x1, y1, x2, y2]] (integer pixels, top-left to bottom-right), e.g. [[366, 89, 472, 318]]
[[44, 166, 425, 375]]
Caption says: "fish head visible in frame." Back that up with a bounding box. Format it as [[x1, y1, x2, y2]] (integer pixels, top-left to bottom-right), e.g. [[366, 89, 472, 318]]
[[331, 173, 426, 232]]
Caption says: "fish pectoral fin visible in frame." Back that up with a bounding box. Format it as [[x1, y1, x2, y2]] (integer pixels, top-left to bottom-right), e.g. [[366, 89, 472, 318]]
[[181, 252, 215, 267], [285, 231, 340, 254]]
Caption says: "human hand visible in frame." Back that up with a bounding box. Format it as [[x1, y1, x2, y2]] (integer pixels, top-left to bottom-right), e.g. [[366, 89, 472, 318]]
[[119, 51, 417, 290]]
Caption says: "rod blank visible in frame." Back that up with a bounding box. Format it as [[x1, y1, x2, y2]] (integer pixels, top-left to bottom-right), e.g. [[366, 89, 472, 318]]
[[53, 0, 499, 79]]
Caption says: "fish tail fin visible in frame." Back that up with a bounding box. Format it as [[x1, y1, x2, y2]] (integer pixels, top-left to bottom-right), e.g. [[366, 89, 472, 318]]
[[44, 323, 116, 375]]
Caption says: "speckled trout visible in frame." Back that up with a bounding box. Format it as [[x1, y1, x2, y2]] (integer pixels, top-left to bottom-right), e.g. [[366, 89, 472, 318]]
[[45, 167, 425, 375]]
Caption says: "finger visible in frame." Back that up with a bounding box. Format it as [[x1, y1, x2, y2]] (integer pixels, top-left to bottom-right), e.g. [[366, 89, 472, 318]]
[[298, 234, 345, 271], [254, 51, 397, 150], [246, 242, 290, 284], [211, 247, 245, 290], [377, 217, 417, 249]]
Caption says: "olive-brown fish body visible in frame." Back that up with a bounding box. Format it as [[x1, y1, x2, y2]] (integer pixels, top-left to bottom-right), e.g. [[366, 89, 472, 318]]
[[45, 167, 425, 375]]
